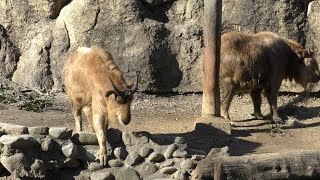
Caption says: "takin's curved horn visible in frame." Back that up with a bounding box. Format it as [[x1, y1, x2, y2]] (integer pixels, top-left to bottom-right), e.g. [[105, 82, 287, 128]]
[[130, 73, 138, 94], [109, 77, 125, 97]]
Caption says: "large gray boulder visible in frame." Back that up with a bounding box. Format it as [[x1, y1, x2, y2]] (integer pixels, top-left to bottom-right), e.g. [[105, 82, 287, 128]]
[[0, 0, 61, 91], [0, 0, 318, 93]]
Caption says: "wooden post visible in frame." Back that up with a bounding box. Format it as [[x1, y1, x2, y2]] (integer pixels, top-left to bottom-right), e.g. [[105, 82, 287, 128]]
[[202, 0, 222, 117]]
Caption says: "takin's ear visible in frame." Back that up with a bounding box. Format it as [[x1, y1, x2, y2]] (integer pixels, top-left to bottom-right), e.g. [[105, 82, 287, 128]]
[[105, 91, 114, 97]]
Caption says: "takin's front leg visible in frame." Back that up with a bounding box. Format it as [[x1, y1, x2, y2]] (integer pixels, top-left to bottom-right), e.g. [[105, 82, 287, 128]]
[[93, 113, 108, 166]]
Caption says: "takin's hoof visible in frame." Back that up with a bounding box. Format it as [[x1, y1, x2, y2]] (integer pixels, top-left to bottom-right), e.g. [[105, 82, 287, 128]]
[[251, 112, 264, 120], [98, 152, 108, 167], [220, 113, 230, 121]]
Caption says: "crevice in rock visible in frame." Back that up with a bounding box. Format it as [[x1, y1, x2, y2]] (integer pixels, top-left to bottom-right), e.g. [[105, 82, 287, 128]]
[[50, 0, 73, 19], [146, 25, 183, 92], [0, 25, 21, 80], [138, 0, 175, 23], [84, 2, 101, 33]]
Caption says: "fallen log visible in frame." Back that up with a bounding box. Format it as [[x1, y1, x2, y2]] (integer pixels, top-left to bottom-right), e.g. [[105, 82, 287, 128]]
[[192, 150, 320, 179]]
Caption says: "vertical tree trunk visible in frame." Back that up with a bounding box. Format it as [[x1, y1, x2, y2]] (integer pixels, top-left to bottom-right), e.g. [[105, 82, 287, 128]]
[[202, 0, 222, 117]]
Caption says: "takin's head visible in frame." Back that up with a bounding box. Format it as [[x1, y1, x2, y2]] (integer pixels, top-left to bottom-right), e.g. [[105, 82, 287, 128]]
[[293, 47, 320, 90], [105, 74, 138, 125]]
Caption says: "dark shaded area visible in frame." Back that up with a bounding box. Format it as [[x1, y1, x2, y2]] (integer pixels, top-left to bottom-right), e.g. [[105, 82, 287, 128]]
[[125, 122, 261, 156], [278, 92, 320, 121], [148, 26, 183, 92], [0, 167, 11, 178], [50, 0, 73, 19], [48, 167, 87, 180], [138, 0, 175, 23], [0, 25, 21, 79]]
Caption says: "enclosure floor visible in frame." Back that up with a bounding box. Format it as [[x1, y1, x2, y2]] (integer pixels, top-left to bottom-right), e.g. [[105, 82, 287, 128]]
[[1, 92, 320, 156]]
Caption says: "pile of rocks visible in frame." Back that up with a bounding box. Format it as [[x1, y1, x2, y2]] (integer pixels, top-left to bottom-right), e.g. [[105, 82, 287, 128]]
[[0, 122, 227, 179]]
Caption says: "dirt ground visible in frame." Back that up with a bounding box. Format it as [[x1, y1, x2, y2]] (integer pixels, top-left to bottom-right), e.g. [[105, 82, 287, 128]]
[[1, 89, 320, 157]]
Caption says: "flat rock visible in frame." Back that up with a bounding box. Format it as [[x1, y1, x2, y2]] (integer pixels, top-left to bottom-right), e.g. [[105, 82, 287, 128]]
[[173, 150, 188, 158], [41, 138, 55, 152], [62, 143, 78, 158], [160, 167, 177, 174], [163, 144, 178, 159], [0, 135, 40, 149], [114, 147, 128, 160], [191, 155, 206, 161], [124, 151, 143, 166], [78, 145, 100, 162], [140, 146, 153, 158], [174, 137, 186, 144], [72, 132, 98, 145], [0, 123, 28, 134], [115, 167, 141, 180], [180, 159, 196, 171], [138, 162, 158, 176], [49, 127, 72, 139], [0, 153, 29, 176], [207, 146, 229, 157], [172, 170, 186, 180], [91, 171, 113, 180], [159, 159, 174, 169], [28, 126, 49, 135], [147, 152, 165, 163], [88, 162, 103, 172], [108, 159, 124, 167], [122, 132, 149, 146]]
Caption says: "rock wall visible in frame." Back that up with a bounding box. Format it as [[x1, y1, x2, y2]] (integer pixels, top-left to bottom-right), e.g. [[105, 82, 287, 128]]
[[0, 0, 319, 92]]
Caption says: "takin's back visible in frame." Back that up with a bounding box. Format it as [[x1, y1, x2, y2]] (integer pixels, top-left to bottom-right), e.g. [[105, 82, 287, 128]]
[[220, 31, 296, 89]]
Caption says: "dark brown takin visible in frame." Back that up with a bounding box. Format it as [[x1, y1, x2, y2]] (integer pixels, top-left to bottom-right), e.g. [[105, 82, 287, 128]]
[[219, 31, 320, 123]]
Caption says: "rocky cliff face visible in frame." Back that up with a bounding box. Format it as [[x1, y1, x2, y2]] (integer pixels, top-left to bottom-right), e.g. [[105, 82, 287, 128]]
[[0, 0, 319, 92]]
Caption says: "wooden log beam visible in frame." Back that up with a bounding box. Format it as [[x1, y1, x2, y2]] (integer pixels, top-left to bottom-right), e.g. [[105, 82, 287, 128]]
[[202, 0, 222, 117], [192, 150, 320, 179]]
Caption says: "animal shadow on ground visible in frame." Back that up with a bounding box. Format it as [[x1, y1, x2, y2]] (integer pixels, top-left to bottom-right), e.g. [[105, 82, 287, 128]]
[[278, 92, 320, 121], [131, 123, 261, 157], [232, 92, 320, 135], [237, 92, 320, 123]]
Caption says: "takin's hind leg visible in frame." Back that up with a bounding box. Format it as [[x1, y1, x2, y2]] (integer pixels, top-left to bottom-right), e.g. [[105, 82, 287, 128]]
[[83, 106, 94, 132], [71, 101, 82, 132], [220, 81, 236, 120], [250, 89, 264, 119]]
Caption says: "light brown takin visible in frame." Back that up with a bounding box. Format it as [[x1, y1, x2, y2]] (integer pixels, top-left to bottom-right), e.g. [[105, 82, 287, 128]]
[[62, 46, 137, 166], [220, 31, 320, 123]]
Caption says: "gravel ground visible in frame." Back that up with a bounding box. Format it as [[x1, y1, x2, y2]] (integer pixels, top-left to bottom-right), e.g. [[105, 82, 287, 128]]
[[1, 88, 320, 156]]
